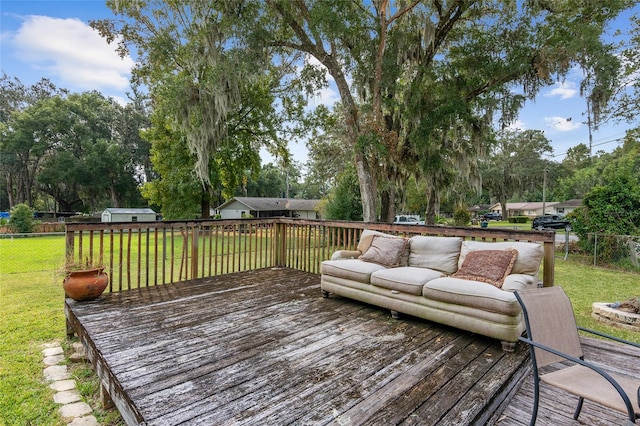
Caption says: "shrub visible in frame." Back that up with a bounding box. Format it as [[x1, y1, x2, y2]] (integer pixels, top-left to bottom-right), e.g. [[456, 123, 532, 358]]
[[453, 207, 471, 226], [570, 175, 640, 265], [508, 216, 529, 224], [9, 203, 35, 233]]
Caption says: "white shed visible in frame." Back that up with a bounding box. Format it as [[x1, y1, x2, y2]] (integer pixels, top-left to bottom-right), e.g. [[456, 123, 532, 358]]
[[101, 208, 157, 223]]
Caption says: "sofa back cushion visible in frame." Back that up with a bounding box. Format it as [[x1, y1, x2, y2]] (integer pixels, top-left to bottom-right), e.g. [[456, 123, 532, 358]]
[[359, 235, 408, 268], [408, 236, 462, 274], [458, 241, 543, 277], [357, 230, 409, 266]]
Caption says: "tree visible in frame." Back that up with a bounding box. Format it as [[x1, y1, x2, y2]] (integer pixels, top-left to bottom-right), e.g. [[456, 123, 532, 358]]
[[482, 130, 554, 216], [325, 165, 363, 221], [304, 107, 352, 199], [9, 203, 34, 233], [569, 131, 640, 261], [0, 75, 66, 208], [92, 0, 297, 192], [258, 1, 627, 223], [140, 118, 212, 220], [31, 92, 141, 212], [599, 13, 640, 125], [97, 1, 629, 223]]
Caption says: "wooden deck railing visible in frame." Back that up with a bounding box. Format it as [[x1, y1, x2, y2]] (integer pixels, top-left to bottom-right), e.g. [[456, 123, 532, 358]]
[[65, 218, 556, 293]]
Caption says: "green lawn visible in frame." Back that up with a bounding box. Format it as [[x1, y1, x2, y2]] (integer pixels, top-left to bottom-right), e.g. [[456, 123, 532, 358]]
[[0, 234, 638, 425]]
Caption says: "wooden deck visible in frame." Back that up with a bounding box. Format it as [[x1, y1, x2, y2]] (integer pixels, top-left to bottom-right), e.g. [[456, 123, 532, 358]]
[[498, 336, 640, 426], [65, 268, 639, 425]]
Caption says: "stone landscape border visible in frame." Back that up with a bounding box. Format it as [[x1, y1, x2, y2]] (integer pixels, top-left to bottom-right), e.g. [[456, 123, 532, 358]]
[[592, 302, 640, 332], [42, 341, 98, 425]]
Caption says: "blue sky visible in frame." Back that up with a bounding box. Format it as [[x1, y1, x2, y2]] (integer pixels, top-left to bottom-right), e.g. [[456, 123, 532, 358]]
[[1, 1, 637, 165]]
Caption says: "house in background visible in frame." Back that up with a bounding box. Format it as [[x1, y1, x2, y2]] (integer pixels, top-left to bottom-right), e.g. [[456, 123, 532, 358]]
[[489, 202, 557, 218], [467, 204, 492, 218], [101, 208, 157, 223], [214, 197, 322, 220], [550, 199, 582, 216], [488, 200, 582, 218]]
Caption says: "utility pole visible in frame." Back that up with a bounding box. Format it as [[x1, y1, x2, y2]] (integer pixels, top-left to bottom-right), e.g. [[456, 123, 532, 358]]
[[542, 168, 547, 214]]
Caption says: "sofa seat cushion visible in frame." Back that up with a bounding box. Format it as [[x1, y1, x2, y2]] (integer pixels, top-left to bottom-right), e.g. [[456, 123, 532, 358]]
[[422, 277, 521, 316], [370, 267, 444, 296], [408, 236, 462, 274], [321, 259, 387, 284]]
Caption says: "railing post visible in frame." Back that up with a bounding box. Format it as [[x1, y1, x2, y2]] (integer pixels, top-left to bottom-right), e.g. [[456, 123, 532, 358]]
[[543, 240, 555, 287], [275, 221, 286, 267], [191, 225, 199, 279], [65, 225, 74, 265]]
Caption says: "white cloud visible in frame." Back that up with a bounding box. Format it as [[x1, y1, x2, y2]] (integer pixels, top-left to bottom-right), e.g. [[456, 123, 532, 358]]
[[308, 85, 340, 108], [303, 55, 340, 108], [544, 81, 578, 100], [506, 119, 526, 131], [544, 116, 581, 132], [10, 15, 134, 91]]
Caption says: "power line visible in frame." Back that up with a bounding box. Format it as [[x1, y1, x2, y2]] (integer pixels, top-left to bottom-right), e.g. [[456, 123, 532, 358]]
[[550, 135, 626, 158]]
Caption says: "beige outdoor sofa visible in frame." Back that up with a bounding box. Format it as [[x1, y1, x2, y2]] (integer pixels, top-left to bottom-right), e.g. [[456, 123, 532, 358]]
[[320, 230, 544, 352]]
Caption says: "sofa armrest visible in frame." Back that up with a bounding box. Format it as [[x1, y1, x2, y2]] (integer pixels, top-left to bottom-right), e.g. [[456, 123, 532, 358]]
[[502, 274, 537, 292], [331, 250, 362, 260]]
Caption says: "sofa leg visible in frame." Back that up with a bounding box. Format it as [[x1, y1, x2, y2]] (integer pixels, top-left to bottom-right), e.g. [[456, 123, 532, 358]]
[[501, 341, 516, 352], [390, 310, 401, 320], [321, 290, 330, 298]]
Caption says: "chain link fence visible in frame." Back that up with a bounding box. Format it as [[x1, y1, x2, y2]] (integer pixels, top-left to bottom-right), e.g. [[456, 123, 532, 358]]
[[556, 231, 640, 270], [0, 233, 66, 274]]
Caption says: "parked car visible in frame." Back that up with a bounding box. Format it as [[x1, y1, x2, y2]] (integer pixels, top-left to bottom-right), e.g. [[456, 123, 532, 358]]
[[481, 212, 502, 221], [531, 214, 572, 231], [393, 215, 424, 225]]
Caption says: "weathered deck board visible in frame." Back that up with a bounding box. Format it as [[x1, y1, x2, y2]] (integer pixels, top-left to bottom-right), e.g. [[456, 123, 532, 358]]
[[66, 268, 531, 425], [496, 330, 640, 426], [65, 268, 639, 425]]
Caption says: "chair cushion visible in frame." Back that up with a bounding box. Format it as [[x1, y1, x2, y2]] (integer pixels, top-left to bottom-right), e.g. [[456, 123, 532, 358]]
[[370, 267, 444, 296], [541, 364, 640, 416], [408, 236, 462, 274], [452, 249, 518, 288], [321, 259, 387, 284], [359, 235, 408, 268]]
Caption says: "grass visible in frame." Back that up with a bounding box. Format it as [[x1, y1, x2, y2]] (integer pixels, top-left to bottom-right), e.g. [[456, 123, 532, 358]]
[[0, 236, 126, 425], [0, 234, 638, 425]]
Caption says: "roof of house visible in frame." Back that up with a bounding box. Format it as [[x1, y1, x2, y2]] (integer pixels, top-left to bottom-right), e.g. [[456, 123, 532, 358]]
[[216, 197, 321, 212], [490, 202, 559, 211], [103, 208, 156, 214], [552, 199, 583, 208], [467, 204, 492, 212]]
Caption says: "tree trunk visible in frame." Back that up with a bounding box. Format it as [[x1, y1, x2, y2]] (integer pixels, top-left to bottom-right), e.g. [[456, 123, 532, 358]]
[[110, 181, 120, 207], [380, 167, 398, 223], [6, 173, 14, 208], [425, 186, 438, 225], [354, 153, 377, 222], [200, 187, 210, 219], [325, 57, 377, 222]]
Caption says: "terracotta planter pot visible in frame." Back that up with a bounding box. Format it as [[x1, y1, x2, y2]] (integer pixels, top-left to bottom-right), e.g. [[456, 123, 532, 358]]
[[63, 267, 109, 301]]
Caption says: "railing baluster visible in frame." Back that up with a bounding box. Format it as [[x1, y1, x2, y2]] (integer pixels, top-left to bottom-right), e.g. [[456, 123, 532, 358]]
[[64, 219, 556, 292]]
